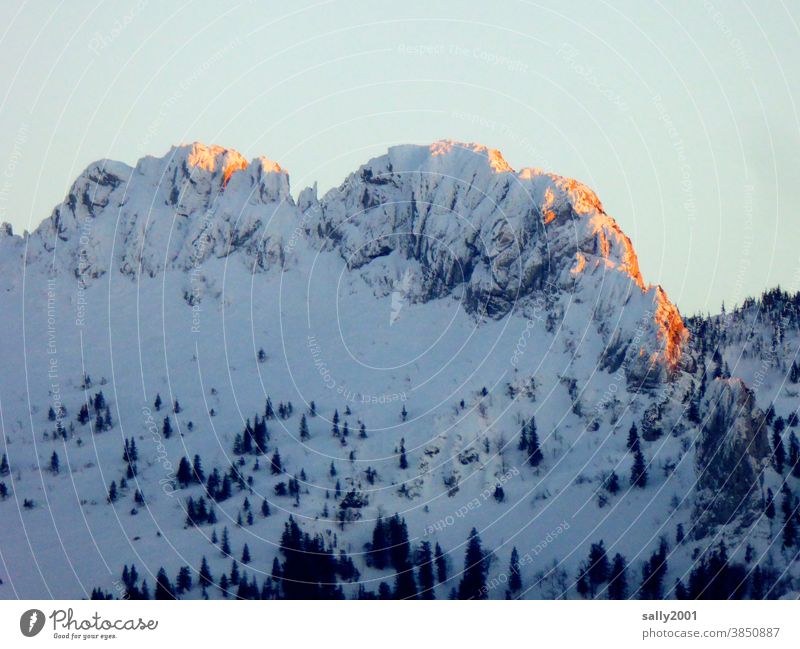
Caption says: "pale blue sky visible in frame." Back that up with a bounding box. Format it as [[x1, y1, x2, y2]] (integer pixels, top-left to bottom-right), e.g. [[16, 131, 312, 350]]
[[0, 0, 798, 315]]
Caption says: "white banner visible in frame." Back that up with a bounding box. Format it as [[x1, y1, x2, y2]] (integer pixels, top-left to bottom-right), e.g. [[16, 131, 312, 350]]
[[1, 600, 797, 648]]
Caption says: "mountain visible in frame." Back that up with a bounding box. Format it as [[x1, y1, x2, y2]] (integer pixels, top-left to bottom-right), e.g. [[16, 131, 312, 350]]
[[0, 141, 795, 600]]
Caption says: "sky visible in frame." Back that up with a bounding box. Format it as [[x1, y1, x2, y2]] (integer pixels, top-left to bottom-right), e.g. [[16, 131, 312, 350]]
[[0, 0, 798, 315]]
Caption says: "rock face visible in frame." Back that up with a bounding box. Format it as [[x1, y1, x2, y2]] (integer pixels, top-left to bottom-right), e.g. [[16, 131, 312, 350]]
[[694, 379, 770, 537], [2, 139, 687, 388]]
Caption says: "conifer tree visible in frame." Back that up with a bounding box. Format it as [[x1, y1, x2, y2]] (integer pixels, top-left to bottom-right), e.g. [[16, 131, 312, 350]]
[[517, 422, 528, 451], [507, 547, 522, 594], [270, 449, 282, 475], [627, 422, 640, 451], [630, 447, 648, 488], [765, 488, 776, 520], [607, 553, 627, 600], [527, 417, 543, 467], [299, 414, 310, 441], [177, 457, 193, 488], [155, 568, 175, 600], [331, 409, 340, 437], [606, 471, 620, 495], [457, 528, 488, 599], [416, 541, 436, 599], [222, 527, 231, 556], [435, 542, 447, 583], [192, 454, 204, 483], [199, 556, 213, 590], [49, 451, 60, 474], [174, 566, 191, 594], [370, 517, 389, 569]]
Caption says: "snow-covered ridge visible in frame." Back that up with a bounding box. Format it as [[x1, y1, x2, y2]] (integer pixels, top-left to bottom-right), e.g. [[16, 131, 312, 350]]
[[1, 140, 687, 379]]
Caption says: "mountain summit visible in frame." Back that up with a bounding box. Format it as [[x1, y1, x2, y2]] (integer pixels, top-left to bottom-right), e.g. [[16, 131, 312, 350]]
[[0, 140, 786, 600]]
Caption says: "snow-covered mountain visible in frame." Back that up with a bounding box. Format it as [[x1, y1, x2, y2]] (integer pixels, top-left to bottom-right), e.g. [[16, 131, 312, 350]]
[[0, 141, 795, 599]]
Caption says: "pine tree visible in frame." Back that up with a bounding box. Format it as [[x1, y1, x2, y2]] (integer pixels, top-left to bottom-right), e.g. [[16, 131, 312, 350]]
[[261, 498, 271, 517], [370, 517, 389, 569], [0, 454, 8, 476], [507, 547, 522, 594], [192, 454, 205, 483], [587, 541, 609, 595], [416, 541, 436, 599], [107, 481, 118, 503], [270, 449, 282, 475], [162, 416, 172, 439], [399, 438, 408, 469], [264, 397, 274, 420], [331, 409, 340, 437], [217, 526, 229, 555], [517, 421, 528, 451], [606, 471, 620, 495], [765, 488, 776, 520], [457, 528, 488, 599], [607, 553, 627, 599], [174, 566, 192, 594], [199, 556, 213, 590], [527, 417, 543, 467], [177, 457, 193, 488], [393, 557, 418, 599], [154, 394, 162, 411], [299, 414, 310, 441], [435, 543, 447, 583], [155, 568, 175, 599], [77, 404, 90, 425], [630, 447, 647, 488], [242, 543, 251, 564], [49, 451, 60, 474], [627, 422, 640, 451]]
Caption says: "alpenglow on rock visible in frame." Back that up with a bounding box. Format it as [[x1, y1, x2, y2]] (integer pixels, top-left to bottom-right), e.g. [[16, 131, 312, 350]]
[[2, 140, 687, 387]]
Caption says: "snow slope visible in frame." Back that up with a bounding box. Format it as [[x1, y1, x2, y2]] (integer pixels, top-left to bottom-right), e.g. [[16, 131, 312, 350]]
[[0, 141, 793, 599]]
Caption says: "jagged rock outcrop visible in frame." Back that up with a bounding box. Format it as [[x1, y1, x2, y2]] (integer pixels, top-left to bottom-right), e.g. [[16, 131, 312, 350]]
[[693, 378, 770, 537], [2, 139, 687, 386]]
